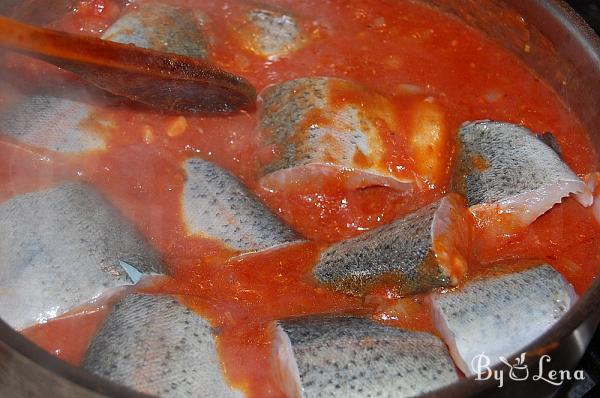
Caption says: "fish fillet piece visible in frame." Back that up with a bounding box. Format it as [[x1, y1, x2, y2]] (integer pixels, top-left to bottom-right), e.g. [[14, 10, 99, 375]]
[[431, 264, 576, 375], [0, 2, 210, 154], [237, 4, 306, 58], [0, 182, 164, 330], [102, 2, 211, 59], [83, 294, 243, 398], [258, 77, 413, 191], [313, 193, 472, 295], [0, 94, 109, 154], [182, 157, 301, 252], [456, 121, 592, 227], [276, 316, 458, 397]]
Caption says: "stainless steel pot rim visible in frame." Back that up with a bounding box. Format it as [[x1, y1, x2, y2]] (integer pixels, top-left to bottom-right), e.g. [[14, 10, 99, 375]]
[[1, 1, 599, 397]]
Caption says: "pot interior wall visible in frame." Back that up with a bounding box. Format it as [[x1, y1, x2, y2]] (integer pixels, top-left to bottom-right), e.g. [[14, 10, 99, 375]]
[[423, 0, 600, 156]]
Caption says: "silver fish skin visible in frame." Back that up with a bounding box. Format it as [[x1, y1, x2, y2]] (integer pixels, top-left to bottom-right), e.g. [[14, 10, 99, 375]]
[[240, 5, 305, 58], [0, 2, 210, 154], [276, 316, 458, 398], [313, 193, 471, 295], [182, 157, 301, 252], [83, 294, 243, 398], [431, 264, 576, 376], [102, 2, 211, 60], [456, 121, 592, 227], [0, 94, 108, 154], [258, 77, 414, 192], [0, 182, 164, 330]]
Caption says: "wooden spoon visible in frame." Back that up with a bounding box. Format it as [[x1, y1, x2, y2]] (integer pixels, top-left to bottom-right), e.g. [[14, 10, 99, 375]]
[[0, 15, 257, 113]]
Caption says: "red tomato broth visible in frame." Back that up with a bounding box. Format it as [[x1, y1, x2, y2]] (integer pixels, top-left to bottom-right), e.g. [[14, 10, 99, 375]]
[[20, 290, 123, 367], [1, 0, 598, 397], [471, 198, 600, 293]]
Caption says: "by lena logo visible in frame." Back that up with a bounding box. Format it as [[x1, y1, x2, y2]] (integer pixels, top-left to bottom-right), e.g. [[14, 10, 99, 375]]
[[472, 352, 585, 388]]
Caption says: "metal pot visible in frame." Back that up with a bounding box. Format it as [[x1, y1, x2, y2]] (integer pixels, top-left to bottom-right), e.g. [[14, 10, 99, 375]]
[[0, 1, 599, 397]]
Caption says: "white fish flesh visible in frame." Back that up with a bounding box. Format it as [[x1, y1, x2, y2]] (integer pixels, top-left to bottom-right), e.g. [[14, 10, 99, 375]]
[[584, 172, 600, 224]]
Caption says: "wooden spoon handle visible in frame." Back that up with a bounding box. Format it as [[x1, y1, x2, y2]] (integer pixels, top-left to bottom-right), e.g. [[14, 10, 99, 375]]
[[0, 15, 142, 71], [0, 15, 257, 113]]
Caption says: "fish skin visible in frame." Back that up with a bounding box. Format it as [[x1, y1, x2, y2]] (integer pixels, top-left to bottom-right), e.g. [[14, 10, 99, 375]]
[[83, 294, 243, 398], [102, 2, 211, 60], [0, 2, 210, 154], [182, 157, 301, 252], [537, 132, 563, 158], [456, 121, 592, 227], [313, 193, 472, 295], [277, 316, 458, 398], [0, 94, 108, 154], [240, 6, 305, 58], [431, 264, 576, 375], [258, 77, 413, 191], [0, 182, 164, 330]]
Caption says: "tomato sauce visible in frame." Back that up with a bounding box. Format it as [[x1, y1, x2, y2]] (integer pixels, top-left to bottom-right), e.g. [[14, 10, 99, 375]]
[[2, 0, 600, 396]]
